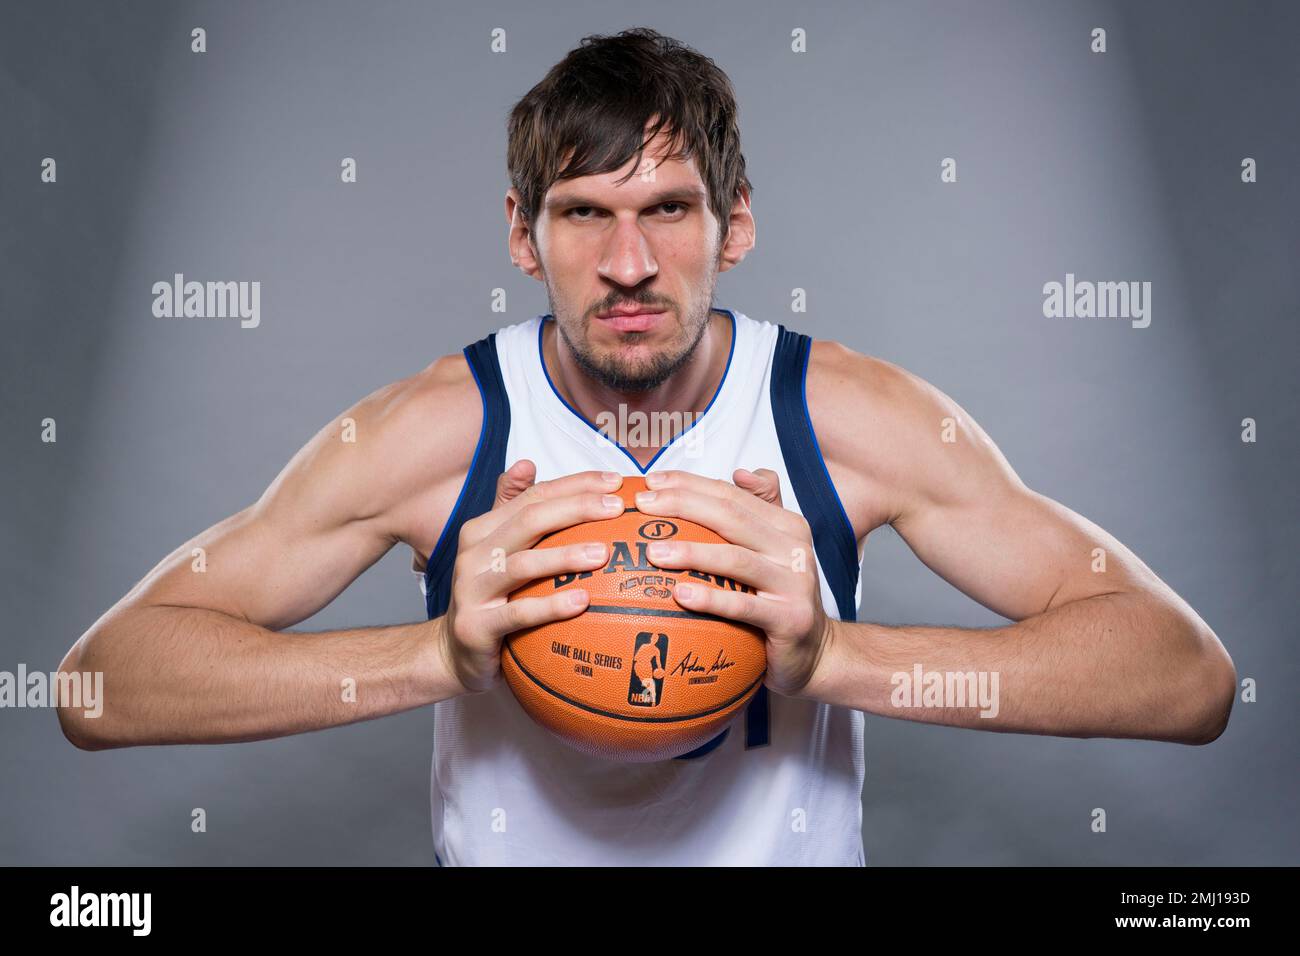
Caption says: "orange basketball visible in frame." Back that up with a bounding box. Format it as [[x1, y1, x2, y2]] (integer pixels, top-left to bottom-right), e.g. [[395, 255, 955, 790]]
[[503, 475, 767, 762]]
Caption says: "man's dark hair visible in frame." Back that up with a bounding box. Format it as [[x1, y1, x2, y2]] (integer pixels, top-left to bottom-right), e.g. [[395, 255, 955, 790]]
[[506, 27, 752, 246]]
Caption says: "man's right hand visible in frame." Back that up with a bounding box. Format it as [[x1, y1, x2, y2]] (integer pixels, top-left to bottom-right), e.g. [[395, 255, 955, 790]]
[[438, 461, 624, 696]]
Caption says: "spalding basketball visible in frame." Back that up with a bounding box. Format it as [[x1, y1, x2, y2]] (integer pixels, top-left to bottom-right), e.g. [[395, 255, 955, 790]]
[[503, 474, 767, 762]]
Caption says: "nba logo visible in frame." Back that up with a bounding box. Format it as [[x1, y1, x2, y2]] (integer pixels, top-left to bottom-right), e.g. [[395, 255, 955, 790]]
[[628, 631, 668, 707]]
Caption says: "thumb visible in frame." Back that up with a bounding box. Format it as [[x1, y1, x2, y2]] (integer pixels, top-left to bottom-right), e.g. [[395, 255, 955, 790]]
[[734, 467, 783, 507], [494, 459, 537, 507]]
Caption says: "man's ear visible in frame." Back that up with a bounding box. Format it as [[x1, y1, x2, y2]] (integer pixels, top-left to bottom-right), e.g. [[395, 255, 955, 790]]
[[506, 188, 544, 280], [717, 186, 755, 274]]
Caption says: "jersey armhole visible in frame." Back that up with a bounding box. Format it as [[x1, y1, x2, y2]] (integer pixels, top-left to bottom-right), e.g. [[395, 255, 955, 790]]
[[772, 327, 861, 623], [423, 335, 511, 619]]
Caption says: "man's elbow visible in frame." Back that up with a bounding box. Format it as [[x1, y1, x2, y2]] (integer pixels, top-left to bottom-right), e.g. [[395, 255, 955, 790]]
[[1180, 637, 1236, 746], [54, 645, 118, 752], [57, 701, 116, 751]]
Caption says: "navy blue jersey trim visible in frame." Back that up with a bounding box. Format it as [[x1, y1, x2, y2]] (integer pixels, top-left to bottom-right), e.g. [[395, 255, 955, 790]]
[[673, 725, 730, 759], [743, 681, 771, 750], [536, 308, 737, 475], [770, 327, 861, 623], [423, 334, 511, 620]]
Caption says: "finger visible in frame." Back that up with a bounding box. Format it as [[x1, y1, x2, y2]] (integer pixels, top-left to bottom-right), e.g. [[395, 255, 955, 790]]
[[646, 469, 803, 538], [488, 587, 590, 638], [672, 578, 784, 637], [491, 490, 628, 555], [734, 467, 783, 508], [493, 459, 537, 508], [465, 541, 609, 602], [635, 482, 802, 559], [461, 468, 623, 548], [644, 539, 791, 598]]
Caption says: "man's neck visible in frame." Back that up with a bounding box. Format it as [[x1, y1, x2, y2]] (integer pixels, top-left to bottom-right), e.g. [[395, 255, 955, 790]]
[[544, 309, 731, 468]]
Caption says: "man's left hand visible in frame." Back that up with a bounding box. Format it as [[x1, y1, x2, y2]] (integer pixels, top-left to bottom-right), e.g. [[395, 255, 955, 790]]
[[634, 468, 838, 698]]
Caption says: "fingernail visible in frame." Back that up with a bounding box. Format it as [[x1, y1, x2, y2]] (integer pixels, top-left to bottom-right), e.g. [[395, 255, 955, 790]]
[[676, 583, 695, 599], [645, 471, 665, 488], [647, 541, 671, 559], [584, 543, 605, 559], [569, 589, 588, 607], [603, 494, 623, 511], [636, 491, 657, 505], [602, 471, 621, 484]]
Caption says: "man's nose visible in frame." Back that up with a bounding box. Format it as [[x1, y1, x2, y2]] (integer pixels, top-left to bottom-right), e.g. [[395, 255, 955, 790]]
[[597, 219, 659, 288]]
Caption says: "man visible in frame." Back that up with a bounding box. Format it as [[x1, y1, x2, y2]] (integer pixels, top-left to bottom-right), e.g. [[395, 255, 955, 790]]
[[57, 28, 1235, 866]]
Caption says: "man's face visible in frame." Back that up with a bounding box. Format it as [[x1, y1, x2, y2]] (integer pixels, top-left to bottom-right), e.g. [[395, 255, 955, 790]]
[[525, 130, 724, 393]]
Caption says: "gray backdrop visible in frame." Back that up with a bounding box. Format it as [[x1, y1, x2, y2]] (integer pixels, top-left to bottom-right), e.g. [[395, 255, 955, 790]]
[[2, 0, 1296, 865]]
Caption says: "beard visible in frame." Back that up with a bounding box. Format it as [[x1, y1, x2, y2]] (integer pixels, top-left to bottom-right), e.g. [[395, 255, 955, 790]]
[[556, 307, 714, 393], [537, 235, 723, 393]]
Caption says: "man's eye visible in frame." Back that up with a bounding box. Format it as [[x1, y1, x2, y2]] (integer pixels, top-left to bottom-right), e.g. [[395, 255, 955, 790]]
[[566, 203, 686, 220]]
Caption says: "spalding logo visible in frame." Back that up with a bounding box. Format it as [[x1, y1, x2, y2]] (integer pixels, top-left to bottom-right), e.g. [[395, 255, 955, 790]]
[[638, 519, 678, 541]]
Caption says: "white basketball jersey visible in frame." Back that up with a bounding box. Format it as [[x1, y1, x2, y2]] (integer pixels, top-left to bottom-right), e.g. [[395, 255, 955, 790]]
[[419, 308, 867, 865]]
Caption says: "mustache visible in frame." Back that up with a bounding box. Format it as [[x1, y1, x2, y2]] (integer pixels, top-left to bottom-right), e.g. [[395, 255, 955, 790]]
[[595, 300, 671, 315]]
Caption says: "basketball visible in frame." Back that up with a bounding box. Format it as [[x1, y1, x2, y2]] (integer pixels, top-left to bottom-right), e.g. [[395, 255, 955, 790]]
[[503, 475, 767, 762]]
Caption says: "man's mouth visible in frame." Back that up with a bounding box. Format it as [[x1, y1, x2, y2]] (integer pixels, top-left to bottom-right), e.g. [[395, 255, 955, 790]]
[[595, 310, 667, 332]]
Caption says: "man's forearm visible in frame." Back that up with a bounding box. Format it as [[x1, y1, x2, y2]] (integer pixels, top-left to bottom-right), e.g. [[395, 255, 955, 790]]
[[801, 591, 1235, 744], [58, 604, 462, 749]]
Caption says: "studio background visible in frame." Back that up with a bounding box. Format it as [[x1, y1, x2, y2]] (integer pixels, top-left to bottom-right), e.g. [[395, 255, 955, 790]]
[[2, 0, 1296, 865]]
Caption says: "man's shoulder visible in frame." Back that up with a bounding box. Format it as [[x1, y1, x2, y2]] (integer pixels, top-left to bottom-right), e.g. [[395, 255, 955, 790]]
[[335, 352, 484, 563], [324, 352, 480, 513], [806, 339, 921, 404], [247, 351, 482, 563], [372, 352, 483, 475], [805, 339, 947, 448], [804, 339, 959, 531]]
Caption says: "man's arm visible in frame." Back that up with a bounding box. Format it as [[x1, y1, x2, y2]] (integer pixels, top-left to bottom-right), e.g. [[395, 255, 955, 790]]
[[55, 355, 481, 750], [804, 342, 1237, 745]]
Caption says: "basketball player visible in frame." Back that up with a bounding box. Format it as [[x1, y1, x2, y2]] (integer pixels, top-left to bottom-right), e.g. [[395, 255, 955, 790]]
[[56, 28, 1235, 866]]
